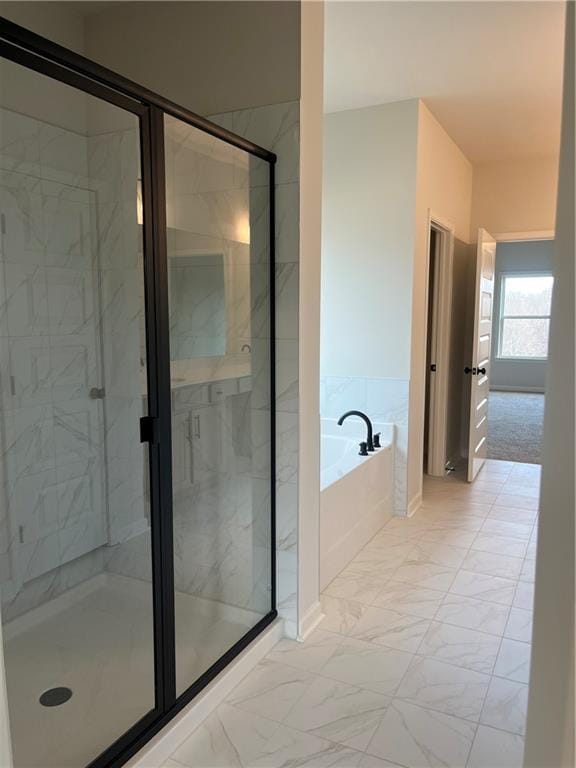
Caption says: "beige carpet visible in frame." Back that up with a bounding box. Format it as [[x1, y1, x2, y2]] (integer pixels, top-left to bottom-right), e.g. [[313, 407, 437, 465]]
[[487, 391, 545, 464]]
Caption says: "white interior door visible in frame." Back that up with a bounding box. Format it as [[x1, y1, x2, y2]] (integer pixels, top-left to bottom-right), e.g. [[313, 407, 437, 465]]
[[467, 228, 496, 481], [0, 173, 106, 591]]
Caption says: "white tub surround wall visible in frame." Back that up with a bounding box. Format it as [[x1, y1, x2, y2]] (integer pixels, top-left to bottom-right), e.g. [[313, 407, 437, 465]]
[[319, 418, 394, 589], [320, 376, 408, 515]]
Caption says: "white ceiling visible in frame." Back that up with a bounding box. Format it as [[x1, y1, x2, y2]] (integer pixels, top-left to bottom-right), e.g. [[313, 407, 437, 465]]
[[324, 1, 565, 163]]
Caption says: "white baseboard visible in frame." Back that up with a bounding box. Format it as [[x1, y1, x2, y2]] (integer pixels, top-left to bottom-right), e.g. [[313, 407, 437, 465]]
[[490, 385, 545, 394], [407, 492, 422, 518], [298, 601, 324, 641], [126, 618, 285, 768], [283, 618, 298, 640]]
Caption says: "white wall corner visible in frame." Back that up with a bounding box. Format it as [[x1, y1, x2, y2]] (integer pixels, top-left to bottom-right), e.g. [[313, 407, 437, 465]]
[[297, 601, 325, 642], [297, 0, 324, 639], [524, 3, 575, 766]]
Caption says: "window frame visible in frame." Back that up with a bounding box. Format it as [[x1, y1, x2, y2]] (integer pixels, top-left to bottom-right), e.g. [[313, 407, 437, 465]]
[[496, 270, 554, 361]]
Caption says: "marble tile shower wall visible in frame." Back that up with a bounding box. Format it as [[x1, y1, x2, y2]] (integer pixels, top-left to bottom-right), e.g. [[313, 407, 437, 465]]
[[159, 116, 273, 615], [211, 102, 300, 632], [320, 375, 409, 514], [0, 107, 112, 621], [102, 102, 301, 627], [0, 102, 301, 635]]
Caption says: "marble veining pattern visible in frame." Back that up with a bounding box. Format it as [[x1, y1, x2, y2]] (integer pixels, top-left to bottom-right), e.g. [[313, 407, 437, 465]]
[[162, 460, 537, 768]]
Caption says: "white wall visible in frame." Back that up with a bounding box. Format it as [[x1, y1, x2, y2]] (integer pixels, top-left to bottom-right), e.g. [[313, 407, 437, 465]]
[[491, 240, 554, 392], [524, 3, 574, 765], [406, 102, 473, 509], [470, 155, 559, 237], [83, 1, 300, 117], [0, 3, 89, 134], [297, 0, 324, 637], [321, 100, 419, 381], [320, 100, 418, 515]]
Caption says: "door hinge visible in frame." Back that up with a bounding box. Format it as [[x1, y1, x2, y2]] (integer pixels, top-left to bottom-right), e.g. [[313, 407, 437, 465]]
[[140, 416, 158, 444]]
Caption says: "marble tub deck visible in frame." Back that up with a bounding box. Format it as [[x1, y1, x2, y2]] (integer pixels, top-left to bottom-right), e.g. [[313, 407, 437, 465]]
[[161, 459, 538, 768]]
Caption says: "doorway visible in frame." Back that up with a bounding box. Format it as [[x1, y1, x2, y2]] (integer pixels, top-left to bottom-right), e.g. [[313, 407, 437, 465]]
[[423, 216, 454, 477], [0, 20, 276, 768], [486, 237, 554, 466]]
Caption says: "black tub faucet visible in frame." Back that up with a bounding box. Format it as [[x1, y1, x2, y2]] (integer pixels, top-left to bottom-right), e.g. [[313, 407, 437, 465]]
[[338, 410, 375, 452]]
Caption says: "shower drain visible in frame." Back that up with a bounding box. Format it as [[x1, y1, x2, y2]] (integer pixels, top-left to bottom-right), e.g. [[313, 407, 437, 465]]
[[39, 687, 73, 707]]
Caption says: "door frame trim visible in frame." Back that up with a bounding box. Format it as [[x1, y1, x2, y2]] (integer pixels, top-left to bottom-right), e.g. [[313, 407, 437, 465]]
[[494, 230, 555, 242], [424, 210, 455, 477]]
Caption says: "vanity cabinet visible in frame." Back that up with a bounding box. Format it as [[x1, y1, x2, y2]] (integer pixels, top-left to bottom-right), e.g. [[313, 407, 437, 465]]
[[170, 381, 231, 497], [172, 400, 221, 496]]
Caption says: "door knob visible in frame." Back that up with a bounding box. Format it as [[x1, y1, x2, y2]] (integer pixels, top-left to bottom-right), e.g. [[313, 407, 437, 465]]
[[464, 367, 476, 375], [89, 387, 105, 399], [476, 367, 487, 375]]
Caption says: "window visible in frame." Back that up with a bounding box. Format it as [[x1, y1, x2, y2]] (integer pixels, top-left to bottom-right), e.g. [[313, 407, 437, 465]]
[[497, 274, 554, 359]]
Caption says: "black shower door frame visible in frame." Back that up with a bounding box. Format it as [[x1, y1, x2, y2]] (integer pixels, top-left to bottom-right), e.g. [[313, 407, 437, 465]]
[[0, 17, 277, 768]]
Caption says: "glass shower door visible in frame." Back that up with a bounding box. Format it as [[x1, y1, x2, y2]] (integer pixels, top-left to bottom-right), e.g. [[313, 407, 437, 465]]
[[163, 114, 274, 695], [0, 57, 156, 768], [0, 18, 277, 766]]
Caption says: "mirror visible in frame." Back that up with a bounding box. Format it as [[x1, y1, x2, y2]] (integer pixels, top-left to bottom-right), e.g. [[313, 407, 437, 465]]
[[168, 252, 226, 359], [167, 240, 252, 361]]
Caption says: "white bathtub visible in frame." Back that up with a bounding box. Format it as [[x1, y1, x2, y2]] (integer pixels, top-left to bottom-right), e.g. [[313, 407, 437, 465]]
[[320, 417, 395, 589]]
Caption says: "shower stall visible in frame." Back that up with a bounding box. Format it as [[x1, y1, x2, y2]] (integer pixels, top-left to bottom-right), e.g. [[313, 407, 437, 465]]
[[0, 18, 276, 768]]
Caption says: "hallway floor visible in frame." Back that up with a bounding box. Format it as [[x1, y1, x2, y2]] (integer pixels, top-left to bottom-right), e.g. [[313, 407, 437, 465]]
[[487, 392, 545, 464], [162, 460, 538, 768]]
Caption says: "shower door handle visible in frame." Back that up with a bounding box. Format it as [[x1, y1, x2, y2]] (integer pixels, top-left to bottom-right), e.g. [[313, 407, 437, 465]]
[[140, 416, 158, 444]]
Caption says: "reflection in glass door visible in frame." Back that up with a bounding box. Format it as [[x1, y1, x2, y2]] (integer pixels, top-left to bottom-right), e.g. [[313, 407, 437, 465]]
[[0, 59, 155, 767], [164, 115, 274, 695]]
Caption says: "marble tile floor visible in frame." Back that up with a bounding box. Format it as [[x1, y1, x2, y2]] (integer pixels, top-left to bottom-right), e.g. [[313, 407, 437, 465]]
[[163, 460, 537, 768], [4, 575, 257, 768]]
